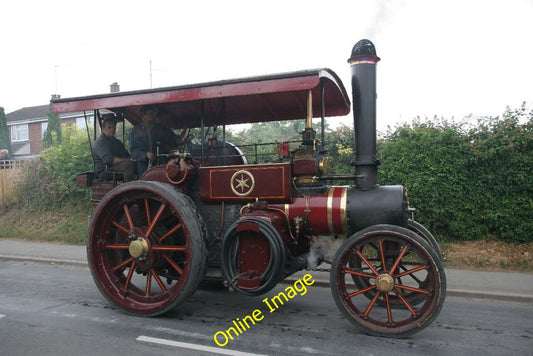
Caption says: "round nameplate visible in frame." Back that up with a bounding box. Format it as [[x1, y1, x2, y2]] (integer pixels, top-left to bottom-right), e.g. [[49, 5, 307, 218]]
[[230, 170, 255, 197]]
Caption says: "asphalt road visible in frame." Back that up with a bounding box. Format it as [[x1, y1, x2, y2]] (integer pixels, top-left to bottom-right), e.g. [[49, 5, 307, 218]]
[[0, 260, 532, 356]]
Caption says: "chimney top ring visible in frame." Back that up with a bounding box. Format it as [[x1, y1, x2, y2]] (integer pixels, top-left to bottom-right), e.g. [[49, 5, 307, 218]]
[[348, 39, 380, 64]]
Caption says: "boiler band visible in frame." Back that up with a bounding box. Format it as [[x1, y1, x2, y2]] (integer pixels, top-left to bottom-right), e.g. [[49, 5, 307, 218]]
[[271, 186, 348, 235]]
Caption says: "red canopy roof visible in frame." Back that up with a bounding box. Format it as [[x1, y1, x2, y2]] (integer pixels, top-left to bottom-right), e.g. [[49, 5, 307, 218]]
[[51, 68, 351, 129]]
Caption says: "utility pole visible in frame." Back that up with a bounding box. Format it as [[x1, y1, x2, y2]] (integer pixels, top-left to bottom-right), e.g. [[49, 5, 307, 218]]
[[150, 60, 153, 88]]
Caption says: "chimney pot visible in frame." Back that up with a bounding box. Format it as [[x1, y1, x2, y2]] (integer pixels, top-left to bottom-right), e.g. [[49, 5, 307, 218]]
[[110, 82, 120, 93]]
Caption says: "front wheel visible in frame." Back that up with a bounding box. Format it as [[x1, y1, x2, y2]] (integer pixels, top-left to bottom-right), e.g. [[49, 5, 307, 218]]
[[330, 224, 446, 338], [87, 181, 207, 316], [407, 219, 442, 259]]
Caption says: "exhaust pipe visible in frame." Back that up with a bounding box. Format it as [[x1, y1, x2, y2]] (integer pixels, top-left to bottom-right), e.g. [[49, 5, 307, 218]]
[[349, 39, 380, 191], [345, 40, 409, 232]]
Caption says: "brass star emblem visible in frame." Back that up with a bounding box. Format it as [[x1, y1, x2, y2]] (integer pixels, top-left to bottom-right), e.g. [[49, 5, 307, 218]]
[[230, 170, 255, 196], [234, 175, 250, 192]]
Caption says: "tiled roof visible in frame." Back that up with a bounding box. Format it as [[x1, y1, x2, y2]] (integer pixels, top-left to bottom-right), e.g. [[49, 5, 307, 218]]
[[6, 104, 49, 123]]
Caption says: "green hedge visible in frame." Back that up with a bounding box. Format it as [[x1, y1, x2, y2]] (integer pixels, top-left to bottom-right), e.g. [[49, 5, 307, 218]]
[[19, 125, 92, 209], [377, 107, 532, 243]]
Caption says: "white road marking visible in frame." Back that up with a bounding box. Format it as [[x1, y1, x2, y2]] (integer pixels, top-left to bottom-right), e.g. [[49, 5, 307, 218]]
[[0, 314, 5, 318], [137, 335, 268, 356]]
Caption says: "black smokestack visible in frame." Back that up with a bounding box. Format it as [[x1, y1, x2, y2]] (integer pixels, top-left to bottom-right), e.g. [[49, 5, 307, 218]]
[[349, 39, 380, 190]]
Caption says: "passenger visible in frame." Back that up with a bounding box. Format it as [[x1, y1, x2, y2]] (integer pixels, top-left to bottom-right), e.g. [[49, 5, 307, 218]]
[[129, 105, 181, 177], [92, 114, 136, 181]]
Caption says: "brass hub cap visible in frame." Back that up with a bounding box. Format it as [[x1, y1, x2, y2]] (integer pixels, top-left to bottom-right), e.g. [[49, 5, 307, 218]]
[[129, 237, 149, 258], [375, 273, 395, 292]]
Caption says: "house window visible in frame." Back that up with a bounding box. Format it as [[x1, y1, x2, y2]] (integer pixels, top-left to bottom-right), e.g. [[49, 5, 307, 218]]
[[41, 122, 48, 138], [11, 124, 29, 141], [76, 117, 88, 130]]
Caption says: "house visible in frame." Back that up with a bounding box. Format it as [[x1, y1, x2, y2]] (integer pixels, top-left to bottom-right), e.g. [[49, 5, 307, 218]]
[[5, 83, 119, 158], [5, 100, 93, 158]]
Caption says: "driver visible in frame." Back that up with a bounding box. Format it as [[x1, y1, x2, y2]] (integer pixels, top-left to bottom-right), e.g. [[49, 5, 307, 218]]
[[129, 105, 181, 177], [92, 114, 136, 181]]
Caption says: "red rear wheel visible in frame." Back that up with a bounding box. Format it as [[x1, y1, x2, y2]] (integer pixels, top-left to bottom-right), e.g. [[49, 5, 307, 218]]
[[88, 181, 206, 316]]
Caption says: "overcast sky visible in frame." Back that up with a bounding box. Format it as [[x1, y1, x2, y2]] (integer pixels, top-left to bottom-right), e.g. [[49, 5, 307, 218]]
[[1, 0, 532, 131]]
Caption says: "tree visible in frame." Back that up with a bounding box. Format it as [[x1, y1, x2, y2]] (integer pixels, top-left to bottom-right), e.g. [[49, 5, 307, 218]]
[[325, 123, 355, 174], [0, 106, 11, 154], [228, 120, 306, 162], [43, 104, 62, 148]]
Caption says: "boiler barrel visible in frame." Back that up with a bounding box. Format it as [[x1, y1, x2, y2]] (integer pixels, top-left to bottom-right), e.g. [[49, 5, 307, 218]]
[[270, 185, 408, 236], [271, 186, 348, 235]]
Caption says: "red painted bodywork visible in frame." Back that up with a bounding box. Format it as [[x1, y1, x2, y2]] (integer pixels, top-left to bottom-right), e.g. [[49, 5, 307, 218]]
[[270, 186, 348, 235], [292, 157, 318, 176], [236, 210, 288, 290], [236, 225, 271, 290], [199, 163, 292, 202]]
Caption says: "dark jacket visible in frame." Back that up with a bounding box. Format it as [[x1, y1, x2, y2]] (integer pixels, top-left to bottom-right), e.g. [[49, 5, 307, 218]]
[[92, 134, 131, 175], [129, 123, 178, 176]]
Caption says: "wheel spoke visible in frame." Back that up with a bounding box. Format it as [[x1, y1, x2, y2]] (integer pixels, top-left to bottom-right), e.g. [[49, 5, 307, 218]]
[[152, 245, 186, 252], [363, 290, 381, 317], [355, 250, 379, 276], [113, 257, 134, 272], [395, 264, 428, 278], [111, 221, 129, 234], [388, 244, 409, 275], [145, 270, 152, 296], [123, 203, 134, 230], [151, 270, 168, 292], [145, 203, 166, 237], [105, 244, 129, 250], [348, 284, 376, 298], [343, 268, 375, 279], [397, 264, 426, 288], [144, 198, 151, 226], [163, 254, 183, 275], [124, 260, 136, 290], [395, 284, 430, 295], [393, 287, 417, 316], [385, 292, 393, 324], [159, 223, 182, 242], [378, 240, 387, 272]]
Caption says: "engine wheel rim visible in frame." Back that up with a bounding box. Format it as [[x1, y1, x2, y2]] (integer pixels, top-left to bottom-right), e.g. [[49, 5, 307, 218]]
[[331, 225, 445, 337], [88, 182, 203, 315]]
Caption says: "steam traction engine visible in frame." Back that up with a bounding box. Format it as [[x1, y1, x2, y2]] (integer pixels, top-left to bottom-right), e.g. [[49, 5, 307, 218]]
[[52, 40, 445, 337]]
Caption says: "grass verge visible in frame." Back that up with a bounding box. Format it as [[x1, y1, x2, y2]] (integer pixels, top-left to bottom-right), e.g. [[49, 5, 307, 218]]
[[441, 240, 532, 273], [0, 201, 92, 245]]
